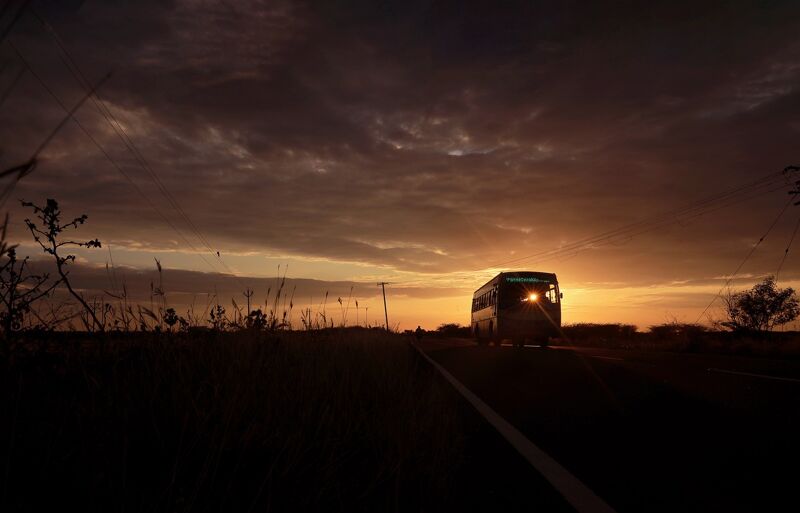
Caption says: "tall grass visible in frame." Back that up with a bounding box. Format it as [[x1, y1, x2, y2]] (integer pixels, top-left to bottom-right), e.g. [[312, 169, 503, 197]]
[[14, 256, 378, 334], [0, 329, 463, 512]]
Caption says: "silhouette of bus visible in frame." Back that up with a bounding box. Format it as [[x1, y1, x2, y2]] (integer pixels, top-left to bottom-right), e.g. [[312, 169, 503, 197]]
[[471, 271, 562, 347]]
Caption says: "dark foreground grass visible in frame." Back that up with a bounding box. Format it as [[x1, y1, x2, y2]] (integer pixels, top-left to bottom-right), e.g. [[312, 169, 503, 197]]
[[0, 329, 467, 512]]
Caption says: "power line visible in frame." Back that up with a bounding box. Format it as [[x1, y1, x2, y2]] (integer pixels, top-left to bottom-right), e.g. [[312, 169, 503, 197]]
[[775, 211, 800, 284], [694, 192, 797, 324], [530, 181, 790, 269], [0, 0, 29, 45], [0, 1, 11, 22], [493, 172, 786, 269], [28, 8, 238, 277], [0, 70, 110, 208], [0, 64, 24, 108], [776, 168, 800, 282], [396, 170, 792, 296], [5, 39, 223, 274], [480, 170, 789, 271], [481, 178, 780, 270]]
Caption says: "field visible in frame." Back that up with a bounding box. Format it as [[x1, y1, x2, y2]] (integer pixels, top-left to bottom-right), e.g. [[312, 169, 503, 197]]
[[0, 328, 570, 512], [1, 329, 462, 511], [3, 324, 800, 512]]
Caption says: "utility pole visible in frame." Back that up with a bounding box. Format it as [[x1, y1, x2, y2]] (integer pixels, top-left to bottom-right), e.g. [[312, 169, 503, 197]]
[[377, 282, 390, 331], [243, 288, 254, 314]]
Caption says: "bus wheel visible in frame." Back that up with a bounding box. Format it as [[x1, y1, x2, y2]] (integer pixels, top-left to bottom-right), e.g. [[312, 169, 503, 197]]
[[474, 327, 487, 346], [488, 321, 497, 346]]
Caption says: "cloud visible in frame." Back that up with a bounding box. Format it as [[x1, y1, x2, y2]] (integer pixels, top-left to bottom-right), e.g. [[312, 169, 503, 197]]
[[24, 259, 468, 303], [2, 0, 800, 305]]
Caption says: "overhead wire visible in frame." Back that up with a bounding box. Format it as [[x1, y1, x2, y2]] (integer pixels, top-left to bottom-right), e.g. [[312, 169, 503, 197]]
[[452, 168, 799, 326], [7, 5, 799, 296], [480, 170, 790, 271], [5, 38, 223, 274], [0, 1, 11, 22], [531, 181, 791, 269], [492, 172, 786, 269], [0, 68, 110, 208], [0, 0, 29, 45], [383, 175, 796, 291], [5, 8, 252, 286], [0, 11, 258, 303], [694, 192, 797, 324], [0, 63, 24, 108], [775, 210, 800, 284], [28, 8, 239, 278]]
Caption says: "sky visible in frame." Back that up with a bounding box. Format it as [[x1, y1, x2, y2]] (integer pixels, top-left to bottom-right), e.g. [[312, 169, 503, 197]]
[[2, 0, 800, 330]]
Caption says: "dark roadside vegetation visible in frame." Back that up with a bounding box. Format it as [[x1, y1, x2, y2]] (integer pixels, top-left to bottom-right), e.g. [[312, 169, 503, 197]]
[[557, 322, 800, 358], [2, 199, 799, 511], [424, 320, 800, 358], [1, 329, 459, 512], [426, 273, 800, 358], [0, 200, 570, 512], [1, 328, 574, 513]]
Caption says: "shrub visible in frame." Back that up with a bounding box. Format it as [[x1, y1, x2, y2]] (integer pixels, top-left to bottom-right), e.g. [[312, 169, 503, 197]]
[[562, 323, 638, 342], [435, 323, 471, 337], [648, 322, 707, 341]]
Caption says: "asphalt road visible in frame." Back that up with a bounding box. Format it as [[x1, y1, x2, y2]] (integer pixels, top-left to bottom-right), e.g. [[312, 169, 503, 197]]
[[421, 340, 800, 512]]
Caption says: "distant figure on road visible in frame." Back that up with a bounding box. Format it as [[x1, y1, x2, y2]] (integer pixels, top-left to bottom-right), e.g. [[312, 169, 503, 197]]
[[414, 325, 424, 341]]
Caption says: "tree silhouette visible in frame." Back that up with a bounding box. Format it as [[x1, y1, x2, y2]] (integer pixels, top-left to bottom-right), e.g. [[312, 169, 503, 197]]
[[722, 276, 799, 332]]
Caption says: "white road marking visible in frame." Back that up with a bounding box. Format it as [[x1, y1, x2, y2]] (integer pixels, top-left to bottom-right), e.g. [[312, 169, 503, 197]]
[[589, 356, 624, 361], [707, 368, 800, 383], [492, 343, 547, 348], [411, 342, 617, 513]]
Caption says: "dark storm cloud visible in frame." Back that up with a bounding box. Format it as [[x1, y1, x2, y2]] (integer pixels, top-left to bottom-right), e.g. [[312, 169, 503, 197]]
[[3, 0, 800, 283]]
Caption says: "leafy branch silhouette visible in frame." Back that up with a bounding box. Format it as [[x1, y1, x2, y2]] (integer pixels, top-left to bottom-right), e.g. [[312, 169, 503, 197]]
[[22, 198, 103, 331]]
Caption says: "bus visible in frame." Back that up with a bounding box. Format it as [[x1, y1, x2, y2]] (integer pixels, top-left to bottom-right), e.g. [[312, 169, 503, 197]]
[[471, 271, 562, 347]]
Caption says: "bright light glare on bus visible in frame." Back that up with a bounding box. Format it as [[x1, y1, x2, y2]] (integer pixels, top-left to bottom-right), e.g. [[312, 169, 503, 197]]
[[528, 293, 538, 302]]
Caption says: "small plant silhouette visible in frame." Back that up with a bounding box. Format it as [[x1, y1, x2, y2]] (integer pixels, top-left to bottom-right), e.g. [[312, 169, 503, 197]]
[[246, 308, 268, 330], [0, 213, 60, 347], [209, 304, 226, 330], [22, 198, 103, 331], [0, 247, 58, 335], [163, 307, 179, 332]]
